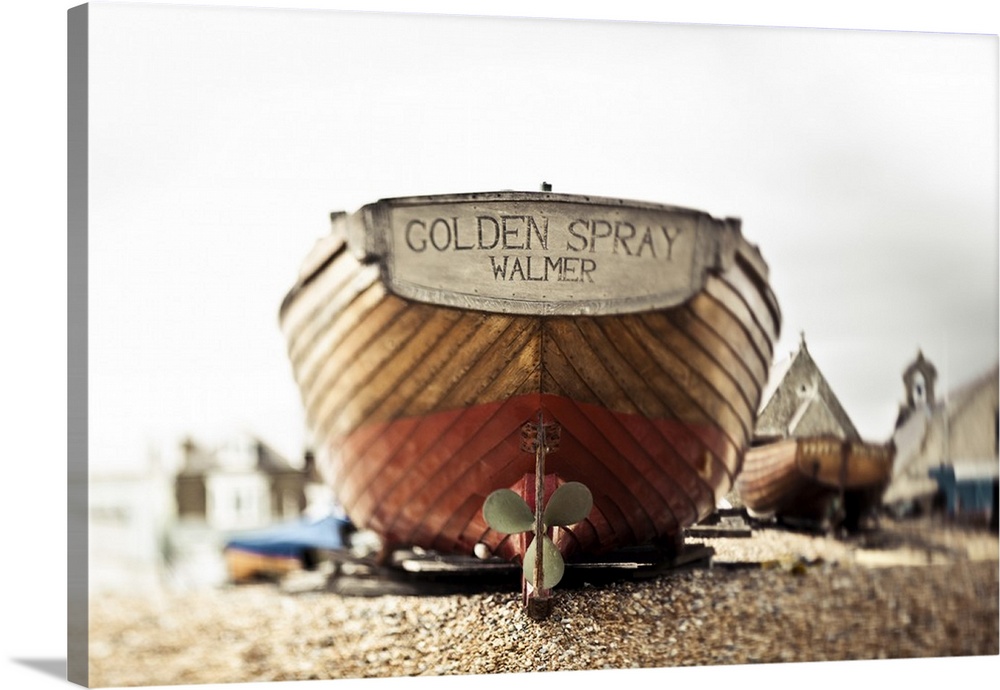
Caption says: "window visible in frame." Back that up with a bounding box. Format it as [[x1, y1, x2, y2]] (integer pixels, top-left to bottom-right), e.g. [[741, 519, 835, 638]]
[[912, 372, 926, 406]]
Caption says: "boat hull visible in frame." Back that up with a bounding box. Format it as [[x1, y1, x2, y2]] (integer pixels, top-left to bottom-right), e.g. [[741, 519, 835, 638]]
[[280, 192, 781, 562], [736, 437, 894, 530], [331, 392, 736, 561]]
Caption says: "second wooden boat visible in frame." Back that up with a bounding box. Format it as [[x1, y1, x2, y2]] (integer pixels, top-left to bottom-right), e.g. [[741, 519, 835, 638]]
[[736, 436, 895, 532], [279, 190, 781, 614]]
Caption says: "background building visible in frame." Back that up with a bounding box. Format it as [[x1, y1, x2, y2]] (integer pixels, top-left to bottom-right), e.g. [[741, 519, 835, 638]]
[[89, 433, 326, 592], [884, 352, 999, 525]]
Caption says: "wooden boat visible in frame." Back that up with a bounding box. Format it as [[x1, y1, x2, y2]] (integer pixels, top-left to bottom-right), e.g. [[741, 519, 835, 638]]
[[735, 436, 894, 532], [223, 548, 302, 584], [279, 190, 781, 614], [222, 514, 354, 583]]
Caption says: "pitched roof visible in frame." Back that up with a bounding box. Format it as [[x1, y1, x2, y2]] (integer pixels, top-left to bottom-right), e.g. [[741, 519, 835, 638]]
[[254, 437, 301, 474], [176, 434, 301, 477], [754, 334, 860, 442], [942, 362, 1000, 421]]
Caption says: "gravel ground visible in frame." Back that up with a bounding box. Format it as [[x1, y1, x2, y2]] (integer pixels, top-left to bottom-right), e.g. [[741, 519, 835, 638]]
[[88, 516, 999, 688]]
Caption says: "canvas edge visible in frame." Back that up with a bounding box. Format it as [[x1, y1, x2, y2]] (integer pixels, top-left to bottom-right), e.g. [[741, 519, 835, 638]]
[[68, 3, 90, 687]]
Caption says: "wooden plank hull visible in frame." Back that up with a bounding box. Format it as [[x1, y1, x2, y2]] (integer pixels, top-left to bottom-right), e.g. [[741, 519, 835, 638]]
[[280, 192, 781, 564], [736, 437, 894, 530]]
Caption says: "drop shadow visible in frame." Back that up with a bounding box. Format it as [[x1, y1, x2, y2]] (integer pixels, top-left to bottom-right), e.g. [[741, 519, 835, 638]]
[[11, 657, 66, 681]]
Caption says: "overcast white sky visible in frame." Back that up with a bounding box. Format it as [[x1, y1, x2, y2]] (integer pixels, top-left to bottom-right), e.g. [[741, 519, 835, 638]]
[[84, 1, 998, 473]]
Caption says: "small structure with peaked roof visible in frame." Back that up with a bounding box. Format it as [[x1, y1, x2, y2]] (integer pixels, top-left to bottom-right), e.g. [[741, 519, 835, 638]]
[[884, 352, 999, 523], [896, 350, 938, 428], [730, 334, 891, 531], [753, 333, 860, 445]]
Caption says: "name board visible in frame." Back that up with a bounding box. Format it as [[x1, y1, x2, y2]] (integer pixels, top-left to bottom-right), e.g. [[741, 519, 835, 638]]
[[346, 192, 739, 316]]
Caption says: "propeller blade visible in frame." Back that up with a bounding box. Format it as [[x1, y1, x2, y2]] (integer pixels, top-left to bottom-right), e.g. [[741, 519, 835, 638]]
[[542, 481, 593, 528], [483, 488, 534, 534], [522, 534, 565, 589]]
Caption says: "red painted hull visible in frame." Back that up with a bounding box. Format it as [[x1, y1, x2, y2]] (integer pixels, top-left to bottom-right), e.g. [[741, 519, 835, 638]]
[[330, 393, 732, 561]]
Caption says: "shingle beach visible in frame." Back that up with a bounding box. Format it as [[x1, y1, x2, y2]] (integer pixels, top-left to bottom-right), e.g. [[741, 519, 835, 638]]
[[88, 517, 998, 687]]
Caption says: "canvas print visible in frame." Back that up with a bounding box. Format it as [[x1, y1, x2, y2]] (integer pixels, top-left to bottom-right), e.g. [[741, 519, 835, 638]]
[[68, 2, 999, 689]]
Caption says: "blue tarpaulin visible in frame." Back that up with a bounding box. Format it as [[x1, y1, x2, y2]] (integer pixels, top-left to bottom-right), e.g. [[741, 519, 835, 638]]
[[224, 514, 354, 559], [929, 462, 999, 523]]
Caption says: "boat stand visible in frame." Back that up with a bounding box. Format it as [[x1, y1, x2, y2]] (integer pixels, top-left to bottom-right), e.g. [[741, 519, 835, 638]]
[[321, 540, 717, 598]]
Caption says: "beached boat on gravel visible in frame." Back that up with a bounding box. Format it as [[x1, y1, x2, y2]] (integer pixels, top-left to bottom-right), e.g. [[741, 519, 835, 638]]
[[279, 190, 781, 616], [736, 436, 894, 532]]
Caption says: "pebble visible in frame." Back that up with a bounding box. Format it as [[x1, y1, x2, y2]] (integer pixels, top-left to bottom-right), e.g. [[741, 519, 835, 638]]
[[88, 517, 998, 687]]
